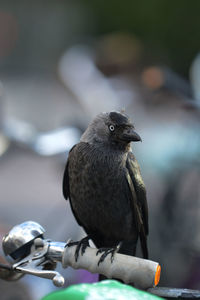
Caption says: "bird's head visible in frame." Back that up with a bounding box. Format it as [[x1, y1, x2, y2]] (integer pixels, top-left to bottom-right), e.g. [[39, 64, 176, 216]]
[[81, 111, 141, 149]]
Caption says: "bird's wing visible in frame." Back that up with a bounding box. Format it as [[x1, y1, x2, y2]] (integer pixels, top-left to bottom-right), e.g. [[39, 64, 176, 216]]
[[63, 144, 84, 227], [126, 152, 149, 258], [62, 145, 77, 200], [126, 152, 148, 235]]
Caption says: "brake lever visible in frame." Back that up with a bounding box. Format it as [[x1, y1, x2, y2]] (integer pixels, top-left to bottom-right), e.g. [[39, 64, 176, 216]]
[[12, 238, 65, 287]]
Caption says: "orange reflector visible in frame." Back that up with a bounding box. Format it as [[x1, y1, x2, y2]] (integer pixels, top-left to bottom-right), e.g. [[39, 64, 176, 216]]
[[154, 264, 161, 286]]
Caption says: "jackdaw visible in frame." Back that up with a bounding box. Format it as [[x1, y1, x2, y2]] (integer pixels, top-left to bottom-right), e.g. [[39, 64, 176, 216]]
[[63, 111, 148, 264]]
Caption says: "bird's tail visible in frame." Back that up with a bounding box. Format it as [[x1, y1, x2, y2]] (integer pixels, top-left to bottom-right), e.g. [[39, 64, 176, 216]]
[[139, 229, 148, 259]]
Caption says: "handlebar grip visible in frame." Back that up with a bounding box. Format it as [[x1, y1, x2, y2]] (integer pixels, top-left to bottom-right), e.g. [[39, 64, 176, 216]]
[[62, 245, 161, 289]]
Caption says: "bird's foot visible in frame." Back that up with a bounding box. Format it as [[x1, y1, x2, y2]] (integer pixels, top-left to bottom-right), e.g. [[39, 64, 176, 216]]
[[96, 242, 122, 266], [67, 236, 90, 262]]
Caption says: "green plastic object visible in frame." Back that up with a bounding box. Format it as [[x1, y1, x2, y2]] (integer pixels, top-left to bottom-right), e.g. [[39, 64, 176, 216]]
[[42, 280, 162, 300]]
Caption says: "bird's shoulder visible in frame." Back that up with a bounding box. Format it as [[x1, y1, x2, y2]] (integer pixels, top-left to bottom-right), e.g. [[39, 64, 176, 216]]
[[63, 142, 96, 199], [68, 142, 97, 159], [62, 145, 77, 200], [126, 152, 146, 190], [69, 141, 122, 165]]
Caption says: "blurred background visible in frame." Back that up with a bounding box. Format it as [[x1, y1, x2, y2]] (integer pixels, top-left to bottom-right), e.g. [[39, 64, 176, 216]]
[[0, 0, 200, 299]]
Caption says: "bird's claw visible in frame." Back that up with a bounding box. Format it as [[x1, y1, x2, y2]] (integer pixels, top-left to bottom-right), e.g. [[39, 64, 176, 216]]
[[67, 236, 90, 262], [96, 242, 122, 266]]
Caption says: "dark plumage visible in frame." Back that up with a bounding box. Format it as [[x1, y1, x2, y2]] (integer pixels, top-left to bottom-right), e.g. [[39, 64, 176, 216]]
[[63, 111, 148, 260]]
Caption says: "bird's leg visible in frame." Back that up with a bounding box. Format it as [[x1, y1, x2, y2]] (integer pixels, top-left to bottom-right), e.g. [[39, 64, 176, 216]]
[[67, 236, 90, 262], [96, 241, 122, 266]]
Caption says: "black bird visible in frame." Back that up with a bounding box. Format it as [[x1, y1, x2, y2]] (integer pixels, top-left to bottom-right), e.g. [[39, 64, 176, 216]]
[[63, 111, 148, 264]]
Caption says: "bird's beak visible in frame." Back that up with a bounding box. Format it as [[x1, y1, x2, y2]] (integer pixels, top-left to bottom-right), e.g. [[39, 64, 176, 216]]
[[121, 128, 142, 142]]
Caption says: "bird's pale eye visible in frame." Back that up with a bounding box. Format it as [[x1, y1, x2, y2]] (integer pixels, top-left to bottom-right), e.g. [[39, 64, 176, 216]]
[[109, 124, 115, 132]]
